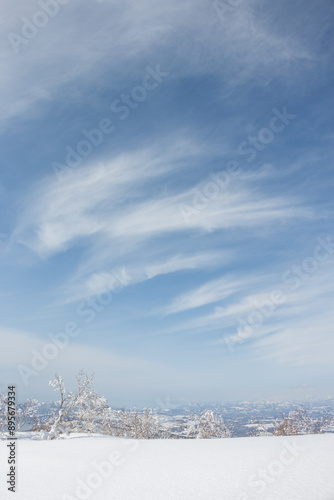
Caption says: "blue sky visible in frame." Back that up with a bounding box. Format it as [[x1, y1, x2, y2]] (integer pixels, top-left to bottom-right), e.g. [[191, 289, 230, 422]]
[[0, 0, 333, 405]]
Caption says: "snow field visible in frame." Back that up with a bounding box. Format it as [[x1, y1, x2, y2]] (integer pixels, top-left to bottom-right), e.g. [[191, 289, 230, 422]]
[[0, 433, 334, 500]]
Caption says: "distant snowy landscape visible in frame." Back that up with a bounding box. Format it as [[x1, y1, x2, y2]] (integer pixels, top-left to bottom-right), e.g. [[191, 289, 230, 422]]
[[1, 374, 334, 499], [1, 433, 334, 500]]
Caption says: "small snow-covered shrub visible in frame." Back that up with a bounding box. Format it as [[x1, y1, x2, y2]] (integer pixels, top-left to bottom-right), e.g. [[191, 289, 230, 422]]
[[274, 407, 334, 436], [0, 393, 7, 436], [0, 393, 41, 435], [104, 408, 161, 439], [186, 410, 231, 439]]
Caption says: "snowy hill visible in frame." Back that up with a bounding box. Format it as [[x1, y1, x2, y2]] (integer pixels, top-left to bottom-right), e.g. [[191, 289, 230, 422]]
[[1, 434, 334, 500]]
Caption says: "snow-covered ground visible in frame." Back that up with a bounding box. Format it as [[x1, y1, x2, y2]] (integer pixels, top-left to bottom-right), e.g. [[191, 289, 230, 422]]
[[1, 433, 334, 500]]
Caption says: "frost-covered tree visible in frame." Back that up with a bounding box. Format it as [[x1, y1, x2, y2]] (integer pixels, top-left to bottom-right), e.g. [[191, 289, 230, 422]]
[[16, 399, 41, 431], [0, 394, 41, 435], [249, 419, 273, 437], [104, 408, 161, 439], [186, 410, 231, 439], [38, 371, 109, 439], [274, 407, 334, 436]]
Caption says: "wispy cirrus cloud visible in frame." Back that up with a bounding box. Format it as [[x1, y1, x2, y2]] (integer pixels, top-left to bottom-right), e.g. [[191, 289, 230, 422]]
[[162, 258, 334, 369], [162, 275, 246, 315], [252, 266, 334, 366], [13, 136, 313, 259], [12, 139, 200, 255], [63, 250, 227, 304], [11, 138, 314, 315]]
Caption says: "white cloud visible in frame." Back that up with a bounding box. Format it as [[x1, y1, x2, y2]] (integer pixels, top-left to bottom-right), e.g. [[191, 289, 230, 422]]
[[63, 251, 225, 303], [13, 140, 197, 255], [252, 265, 334, 366], [11, 136, 315, 315], [13, 137, 312, 259], [163, 275, 245, 315], [163, 258, 334, 369]]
